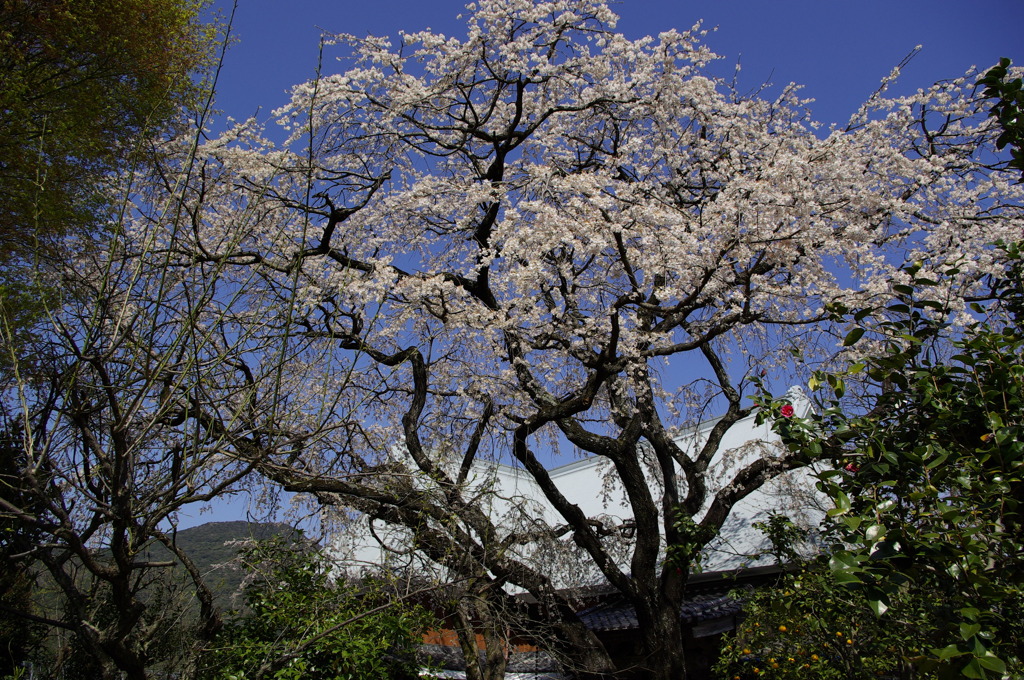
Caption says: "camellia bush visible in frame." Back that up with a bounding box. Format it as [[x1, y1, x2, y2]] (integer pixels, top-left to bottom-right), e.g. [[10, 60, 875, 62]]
[[751, 246, 1024, 679], [979, 58, 1024, 176]]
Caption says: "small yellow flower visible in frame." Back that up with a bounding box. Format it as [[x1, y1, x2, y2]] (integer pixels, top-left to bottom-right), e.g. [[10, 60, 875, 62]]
[[811, 654, 820, 661], [847, 639, 853, 645], [778, 625, 787, 633], [981, 433, 992, 442]]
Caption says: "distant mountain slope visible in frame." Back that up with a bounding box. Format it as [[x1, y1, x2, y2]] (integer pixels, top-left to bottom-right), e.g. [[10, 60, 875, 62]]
[[155, 521, 304, 615]]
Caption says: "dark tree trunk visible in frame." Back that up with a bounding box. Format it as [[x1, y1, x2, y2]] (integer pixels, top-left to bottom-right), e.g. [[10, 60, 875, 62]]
[[639, 608, 688, 680]]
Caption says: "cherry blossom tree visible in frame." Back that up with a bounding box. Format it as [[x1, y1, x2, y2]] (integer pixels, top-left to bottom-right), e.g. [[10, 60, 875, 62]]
[[149, 1, 1024, 677]]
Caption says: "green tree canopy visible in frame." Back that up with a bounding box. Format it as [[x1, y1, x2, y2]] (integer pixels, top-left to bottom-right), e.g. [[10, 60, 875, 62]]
[[0, 0, 215, 265]]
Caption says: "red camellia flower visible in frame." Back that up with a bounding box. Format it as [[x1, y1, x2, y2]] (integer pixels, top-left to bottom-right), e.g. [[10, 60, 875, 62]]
[[780, 404, 795, 418]]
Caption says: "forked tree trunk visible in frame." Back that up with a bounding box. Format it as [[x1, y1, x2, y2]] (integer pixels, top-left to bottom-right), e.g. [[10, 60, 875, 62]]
[[454, 594, 509, 680]]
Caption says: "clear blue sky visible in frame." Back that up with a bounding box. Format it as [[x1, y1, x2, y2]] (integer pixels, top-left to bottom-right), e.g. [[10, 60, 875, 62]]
[[190, 0, 1023, 529], [211, 0, 1023, 128]]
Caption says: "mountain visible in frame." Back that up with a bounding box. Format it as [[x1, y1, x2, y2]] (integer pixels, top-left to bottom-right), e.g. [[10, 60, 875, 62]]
[[154, 521, 304, 615]]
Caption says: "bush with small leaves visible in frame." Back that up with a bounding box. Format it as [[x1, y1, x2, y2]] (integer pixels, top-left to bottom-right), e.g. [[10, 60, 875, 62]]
[[198, 538, 432, 680]]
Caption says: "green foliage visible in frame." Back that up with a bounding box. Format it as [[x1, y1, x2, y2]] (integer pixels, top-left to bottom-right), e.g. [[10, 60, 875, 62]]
[[715, 563, 928, 680], [667, 511, 715, 574], [755, 249, 1024, 678], [0, 277, 58, 381], [0, 422, 47, 675], [0, 0, 217, 265], [752, 515, 808, 566], [980, 58, 1024, 178], [198, 537, 431, 680], [0, 569, 40, 678]]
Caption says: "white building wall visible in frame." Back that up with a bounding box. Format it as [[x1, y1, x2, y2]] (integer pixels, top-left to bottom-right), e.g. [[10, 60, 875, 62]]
[[334, 388, 822, 579]]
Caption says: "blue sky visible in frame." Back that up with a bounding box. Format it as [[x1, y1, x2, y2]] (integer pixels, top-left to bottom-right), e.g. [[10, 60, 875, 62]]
[[190, 0, 1023, 529], [211, 0, 1023, 129]]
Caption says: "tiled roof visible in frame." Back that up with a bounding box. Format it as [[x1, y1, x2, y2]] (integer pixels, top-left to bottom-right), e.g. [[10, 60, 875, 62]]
[[575, 586, 749, 632], [417, 645, 562, 673], [508, 651, 562, 673]]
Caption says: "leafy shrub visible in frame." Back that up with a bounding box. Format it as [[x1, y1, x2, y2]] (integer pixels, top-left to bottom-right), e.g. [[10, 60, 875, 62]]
[[199, 537, 432, 680]]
